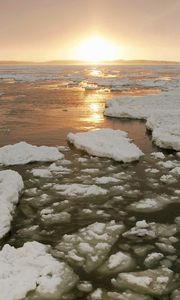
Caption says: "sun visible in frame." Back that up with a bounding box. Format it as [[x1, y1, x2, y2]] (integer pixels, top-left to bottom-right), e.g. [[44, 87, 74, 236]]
[[75, 36, 118, 63]]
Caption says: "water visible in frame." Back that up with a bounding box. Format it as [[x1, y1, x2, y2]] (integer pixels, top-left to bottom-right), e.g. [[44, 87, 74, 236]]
[[0, 65, 180, 300]]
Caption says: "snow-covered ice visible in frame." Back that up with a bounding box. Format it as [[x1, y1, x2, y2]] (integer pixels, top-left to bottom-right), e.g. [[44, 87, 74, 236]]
[[0, 241, 78, 300], [67, 129, 144, 163], [31, 168, 52, 178], [53, 183, 108, 197], [151, 152, 165, 159], [95, 176, 120, 185], [128, 195, 172, 212], [146, 113, 180, 151], [56, 221, 124, 272], [112, 268, 179, 296], [0, 170, 24, 239], [97, 251, 135, 275], [123, 220, 177, 240], [104, 88, 180, 150], [144, 252, 164, 268], [0, 142, 63, 165]]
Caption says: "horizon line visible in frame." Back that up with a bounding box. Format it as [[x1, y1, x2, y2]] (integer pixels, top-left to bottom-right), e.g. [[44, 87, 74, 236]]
[[0, 59, 180, 65]]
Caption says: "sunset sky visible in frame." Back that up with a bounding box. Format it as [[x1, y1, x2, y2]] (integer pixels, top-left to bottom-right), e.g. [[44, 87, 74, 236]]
[[1, 0, 180, 62]]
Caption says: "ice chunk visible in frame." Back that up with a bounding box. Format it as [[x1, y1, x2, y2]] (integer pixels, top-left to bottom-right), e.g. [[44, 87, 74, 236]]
[[95, 176, 120, 184], [151, 152, 165, 159], [158, 160, 180, 169], [170, 167, 180, 176], [123, 221, 177, 240], [0, 241, 78, 300], [67, 128, 144, 163], [112, 268, 179, 296], [0, 170, 24, 239], [48, 163, 71, 174], [53, 183, 107, 197], [97, 251, 135, 275], [0, 142, 63, 165], [77, 281, 93, 292], [89, 289, 153, 300], [56, 221, 125, 272], [144, 252, 164, 268], [128, 195, 171, 212], [171, 289, 180, 300], [160, 174, 177, 184], [90, 288, 103, 300], [31, 168, 52, 178], [40, 209, 71, 224], [106, 290, 153, 300]]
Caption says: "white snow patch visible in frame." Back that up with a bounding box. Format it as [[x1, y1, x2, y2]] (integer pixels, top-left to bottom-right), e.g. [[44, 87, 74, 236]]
[[31, 168, 52, 178], [151, 152, 165, 160], [0, 241, 78, 300], [128, 195, 171, 212], [0, 170, 24, 239], [95, 176, 120, 184], [0, 142, 63, 165], [53, 183, 107, 197], [97, 251, 135, 275], [67, 128, 144, 163], [104, 88, 180, 150]]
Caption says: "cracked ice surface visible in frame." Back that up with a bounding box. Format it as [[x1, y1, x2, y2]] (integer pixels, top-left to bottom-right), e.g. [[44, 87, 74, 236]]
[[56, 221, 124, 272]]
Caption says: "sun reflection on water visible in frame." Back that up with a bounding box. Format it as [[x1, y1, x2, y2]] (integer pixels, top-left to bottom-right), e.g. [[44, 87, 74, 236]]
[[89, 69, 103, 77], [89, 102, 103, 123]]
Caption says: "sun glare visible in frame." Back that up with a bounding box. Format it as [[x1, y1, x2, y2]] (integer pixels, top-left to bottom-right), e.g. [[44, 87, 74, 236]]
[[75, 36, 118, 63]]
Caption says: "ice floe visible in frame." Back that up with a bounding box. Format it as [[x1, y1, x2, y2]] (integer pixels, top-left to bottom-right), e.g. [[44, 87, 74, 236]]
[[31, 168, 52, 178], [40, 208, 71, 224], [89, 289, 153, 300], [56, 221, 124, 272], [128, 195, 172, 212], [53, 183, 107, 197], [104, 88, 180, 150], [146, 113, 180, 151], [0, 142, 63, 165], [0, 241, 78, 300], [151, 152, 165, 159], [112, 267, 179, 296], [160, 174, 177, 184], [97, 251, 135, 275], [95, 176, 120, 185], [30, 162, 71, 178], [144, 252, 164, 268], [123, 220, 177, 240], [0, 170, 24, 239], [67, 128, 144, 163]]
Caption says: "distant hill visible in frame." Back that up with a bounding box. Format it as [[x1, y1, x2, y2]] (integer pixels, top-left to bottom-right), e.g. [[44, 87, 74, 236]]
[[0, 59, 180, 66]]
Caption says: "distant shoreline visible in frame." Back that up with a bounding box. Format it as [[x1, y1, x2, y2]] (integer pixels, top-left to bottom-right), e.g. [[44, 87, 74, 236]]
[[0, 60, 180, 66]]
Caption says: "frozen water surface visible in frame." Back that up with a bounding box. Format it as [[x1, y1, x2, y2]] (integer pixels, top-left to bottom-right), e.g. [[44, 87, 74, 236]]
[[0, 65, 180, 299]]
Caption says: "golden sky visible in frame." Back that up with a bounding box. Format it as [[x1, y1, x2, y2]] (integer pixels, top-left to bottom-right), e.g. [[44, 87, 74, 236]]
[[0, 0, 180, 62]]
